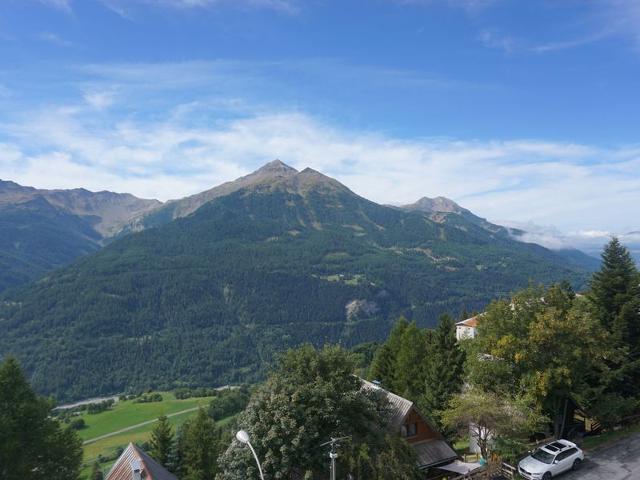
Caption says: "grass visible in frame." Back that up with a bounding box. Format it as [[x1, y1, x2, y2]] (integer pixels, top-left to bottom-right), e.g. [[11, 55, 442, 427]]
[[77, 391, 212, 441], [581, 422, 640, 451], [77, 391, 219, 478]]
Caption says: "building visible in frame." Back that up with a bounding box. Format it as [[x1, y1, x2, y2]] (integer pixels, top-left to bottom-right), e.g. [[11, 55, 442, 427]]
[[360, 379, 458, 472], [105, 443, 177, 480], [455, 315, 480, 341]]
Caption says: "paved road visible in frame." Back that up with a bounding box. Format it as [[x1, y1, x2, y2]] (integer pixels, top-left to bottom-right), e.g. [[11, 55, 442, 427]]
[[561, 433, 640, 480], [82, 406, 200, 445]]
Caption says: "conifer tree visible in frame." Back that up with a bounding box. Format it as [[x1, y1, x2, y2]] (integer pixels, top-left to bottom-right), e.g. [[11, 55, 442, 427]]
[[179, 408, 221, 480], [368, 317, 409, 391], [149, 415, 174, 467], [394, 322, 428, 399], [420, 314, 465, 432], [90, 461, 104, 480], [0, 357, 82, 480]]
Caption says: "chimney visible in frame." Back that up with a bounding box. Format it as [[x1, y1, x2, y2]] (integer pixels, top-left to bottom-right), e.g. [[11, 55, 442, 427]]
[[131, 459, 142, 480]]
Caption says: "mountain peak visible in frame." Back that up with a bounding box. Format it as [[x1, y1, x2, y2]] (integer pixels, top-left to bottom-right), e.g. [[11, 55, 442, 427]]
[[402, 196, 463, 214], [255, 159, 298, 175]]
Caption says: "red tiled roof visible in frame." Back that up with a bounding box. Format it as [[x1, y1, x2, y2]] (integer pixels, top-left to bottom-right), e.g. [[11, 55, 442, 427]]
[[105, 443, 177, 480], [456, 316, 479, 328]]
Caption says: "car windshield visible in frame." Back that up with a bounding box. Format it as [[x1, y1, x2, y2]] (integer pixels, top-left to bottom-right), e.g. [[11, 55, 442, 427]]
[[532, 449, 555, 464]]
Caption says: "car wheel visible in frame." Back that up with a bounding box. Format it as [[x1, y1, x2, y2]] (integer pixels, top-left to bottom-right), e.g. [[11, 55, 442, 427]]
[[572, 459, 582, 470], [542, 473, 552, 480]]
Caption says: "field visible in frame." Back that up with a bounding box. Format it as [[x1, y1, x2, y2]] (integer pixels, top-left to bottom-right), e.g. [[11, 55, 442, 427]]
[[76, 392, 221, 477]]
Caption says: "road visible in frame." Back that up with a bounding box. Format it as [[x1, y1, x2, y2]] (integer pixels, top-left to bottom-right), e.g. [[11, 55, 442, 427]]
[[562, 433, 640, 480], [82, 406, 200, 445]]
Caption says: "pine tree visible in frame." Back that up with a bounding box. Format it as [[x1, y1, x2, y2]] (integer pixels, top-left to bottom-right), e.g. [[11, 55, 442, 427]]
[[179, 408, 221, 480], [90, 462, 104, 480], [590, 237, 639, 331], [368, 317, 409, 391], [394, 322, 428, 399], [420, 314, 465, 433], [149, 415, 174, 467], [0, 357, 82, 480]]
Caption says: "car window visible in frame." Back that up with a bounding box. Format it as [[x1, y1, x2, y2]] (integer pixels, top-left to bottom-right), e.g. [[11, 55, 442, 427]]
[[556, 448, 577, 461], [532, 449, 555, 464]]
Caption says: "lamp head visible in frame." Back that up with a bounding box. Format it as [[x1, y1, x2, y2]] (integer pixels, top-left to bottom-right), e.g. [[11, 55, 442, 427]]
[[236, 430, 250, 444]]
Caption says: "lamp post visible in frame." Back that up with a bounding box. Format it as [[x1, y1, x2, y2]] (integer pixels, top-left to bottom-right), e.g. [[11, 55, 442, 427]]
[[236, 430, 265, 480]]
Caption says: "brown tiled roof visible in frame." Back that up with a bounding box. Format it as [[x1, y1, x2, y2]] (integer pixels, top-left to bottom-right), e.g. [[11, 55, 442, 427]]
[[413, 439, 458, 469], [105, 443, 177, 480], [456, 315, 479, 328]]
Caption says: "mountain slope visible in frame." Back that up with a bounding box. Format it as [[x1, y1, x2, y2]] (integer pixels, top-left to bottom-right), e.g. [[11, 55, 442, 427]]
[[0, 163, 591, 400], [0, 180, 160, 292]]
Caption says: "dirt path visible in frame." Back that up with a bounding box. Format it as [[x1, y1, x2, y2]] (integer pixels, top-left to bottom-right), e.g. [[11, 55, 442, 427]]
[[82, 406, 200, 445]]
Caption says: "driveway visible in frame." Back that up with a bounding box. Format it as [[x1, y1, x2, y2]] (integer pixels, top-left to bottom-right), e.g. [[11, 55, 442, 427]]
[[561, 433, 640, 480]]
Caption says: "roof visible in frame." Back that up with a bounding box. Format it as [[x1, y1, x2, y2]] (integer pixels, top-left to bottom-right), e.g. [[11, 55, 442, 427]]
[[413, 439, 459, 469], [361, 378, 413, 428], [105, 443, 178, 480], [456, 316, 479, 328]]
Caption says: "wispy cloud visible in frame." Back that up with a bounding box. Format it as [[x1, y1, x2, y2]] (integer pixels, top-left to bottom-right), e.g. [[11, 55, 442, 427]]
[[37, 32, 74, 47], [100, 0, 300, 18], [37, 0, 73, 14]]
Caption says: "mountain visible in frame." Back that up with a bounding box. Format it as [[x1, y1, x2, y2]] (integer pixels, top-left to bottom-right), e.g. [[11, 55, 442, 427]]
[[0, 162, 592, 401], [0, 180, 160, 292]]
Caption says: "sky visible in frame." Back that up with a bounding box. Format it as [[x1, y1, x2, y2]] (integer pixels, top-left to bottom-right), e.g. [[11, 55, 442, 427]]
[[0, 0, 638, 255]]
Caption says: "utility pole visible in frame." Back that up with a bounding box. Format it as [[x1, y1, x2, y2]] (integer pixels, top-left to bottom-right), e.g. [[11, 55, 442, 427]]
[[320, 436, 350, 480]]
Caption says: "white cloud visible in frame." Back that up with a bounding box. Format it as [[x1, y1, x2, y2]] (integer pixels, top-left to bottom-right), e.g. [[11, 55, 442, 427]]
[[37, 0, 73, 13], [83, 90, 117, 110], [1, 99, 639, 237], [100, 0, 300, 18], [38, 32, 74, 47]]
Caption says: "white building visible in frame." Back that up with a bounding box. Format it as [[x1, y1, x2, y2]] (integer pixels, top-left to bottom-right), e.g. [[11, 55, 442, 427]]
[[455, 315, 479, 341]]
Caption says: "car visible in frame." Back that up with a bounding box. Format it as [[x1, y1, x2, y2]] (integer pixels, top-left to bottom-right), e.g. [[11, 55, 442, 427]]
[[518, 439, 584, 479]]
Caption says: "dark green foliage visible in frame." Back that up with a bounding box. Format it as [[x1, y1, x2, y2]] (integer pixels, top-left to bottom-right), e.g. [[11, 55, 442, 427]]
[[419, 314, 465, 433], [0, 179, 590, 400], [368, 317, 409, 392], [208, 388, 249, 421], [149, 415, 174, 467], [69, 418, 86, 430], [175, 408, 228, 480], [215, 344, 421, 480], [0, 357, 82, 480], [90, 462, 104, 480], [589, 238, 640, 398], [134, 392, 163, 403], [0, 197, 100, 292]]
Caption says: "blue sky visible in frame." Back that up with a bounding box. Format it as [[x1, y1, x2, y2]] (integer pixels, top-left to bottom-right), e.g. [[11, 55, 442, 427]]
[[0, 0, 639, 254]]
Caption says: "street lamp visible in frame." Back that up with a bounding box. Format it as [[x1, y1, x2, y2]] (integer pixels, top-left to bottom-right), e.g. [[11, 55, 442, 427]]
[[236, 430, 265, 480]]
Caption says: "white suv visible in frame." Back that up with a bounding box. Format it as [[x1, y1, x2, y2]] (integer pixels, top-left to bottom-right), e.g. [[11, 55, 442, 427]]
[[518, 439, 584, 479]]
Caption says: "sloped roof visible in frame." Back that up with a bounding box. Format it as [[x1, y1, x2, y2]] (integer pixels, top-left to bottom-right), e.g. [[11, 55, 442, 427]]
[[361, 378, 413, 428], [413, 439, 458, 469], [456, 315, 479, 328], [105, 443, 177, 480]]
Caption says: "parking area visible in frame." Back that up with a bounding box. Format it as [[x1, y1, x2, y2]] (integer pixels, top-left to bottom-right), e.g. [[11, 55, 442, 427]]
[[562, 433, 640, 480]]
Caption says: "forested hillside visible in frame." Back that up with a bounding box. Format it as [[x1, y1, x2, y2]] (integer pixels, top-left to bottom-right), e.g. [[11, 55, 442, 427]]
[[0, 162, 591, 401], [0, 180, 160, 292]]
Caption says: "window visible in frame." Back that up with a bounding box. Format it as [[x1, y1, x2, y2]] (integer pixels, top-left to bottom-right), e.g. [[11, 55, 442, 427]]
[[407, 422, 417, 436], [557, 448, 577, 462]]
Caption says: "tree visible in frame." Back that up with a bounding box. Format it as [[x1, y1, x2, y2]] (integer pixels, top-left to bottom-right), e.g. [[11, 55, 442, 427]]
[[441, 388, 546, 460], [149, 415, 174, 467], [178, 408, 224, 480], [394, 321, 428, 399], [589, 237, 638, 331], [368, 317, 409, 391], [216, 344, 421, 480], [467, 284, 617, 438], [90, 462, 104, 480], [420, 314, 465, 433], [0, 357, 82, 480]]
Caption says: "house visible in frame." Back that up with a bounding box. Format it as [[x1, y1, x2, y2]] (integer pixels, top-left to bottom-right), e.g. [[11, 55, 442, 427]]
[[360, 379, 458, 472], [105, 443, 177, 480], [455, 315, 480, 341]]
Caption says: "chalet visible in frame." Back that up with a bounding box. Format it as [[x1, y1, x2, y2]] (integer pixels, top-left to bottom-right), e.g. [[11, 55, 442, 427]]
[[360, 379, 458, 472], [105, 443, 177, 480], [455, 315, 479, 340]]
